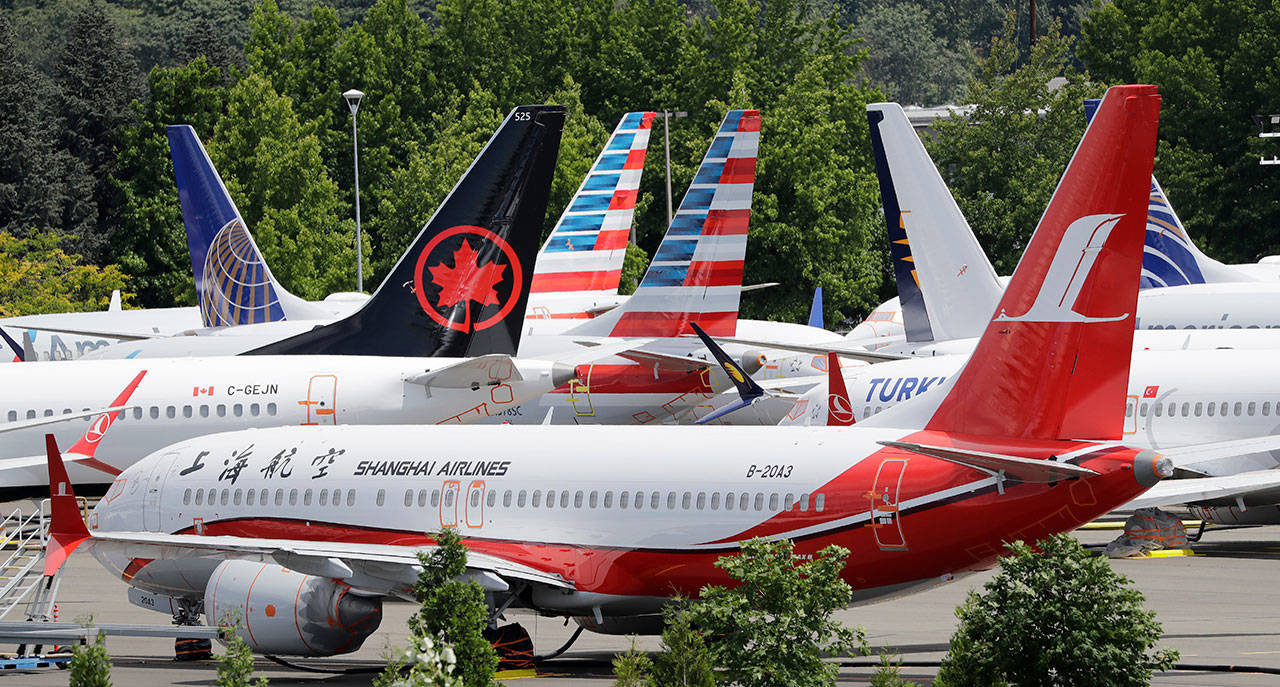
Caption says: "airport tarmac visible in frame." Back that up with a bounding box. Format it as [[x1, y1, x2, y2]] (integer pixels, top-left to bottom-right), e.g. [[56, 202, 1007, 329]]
[[4, 520, 1279, 685]]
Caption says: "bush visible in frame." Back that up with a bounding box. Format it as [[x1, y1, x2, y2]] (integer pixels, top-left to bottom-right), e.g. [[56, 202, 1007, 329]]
[[611, 639, 654, 687], [935, 533, 1178, 687], [869, 654, 917, 687], [650, 601, 714, 687], [376, 634, 463, 687], [684, 538, 866, 687], [215, 632, 267, 687], [68, 628, 112, 687]]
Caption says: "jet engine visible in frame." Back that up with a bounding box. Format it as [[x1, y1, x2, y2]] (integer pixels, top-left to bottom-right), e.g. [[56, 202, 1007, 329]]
[[204, 560, 381, 656], [574, 613, 666, 635]]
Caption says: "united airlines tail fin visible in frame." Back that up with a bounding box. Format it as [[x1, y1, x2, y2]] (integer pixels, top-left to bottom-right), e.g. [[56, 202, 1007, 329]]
[[866, 103, 1003, 343], [866, 85, 1161, 440], [567, 110, 760, 337], [527, 112, 655, 319], [247, 105, 565, 358], [1081, 99, 1253, 287], [168, 125, 331, 327]]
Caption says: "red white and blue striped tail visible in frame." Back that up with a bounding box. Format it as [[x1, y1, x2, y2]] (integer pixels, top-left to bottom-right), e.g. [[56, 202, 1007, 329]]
[[570, 109, 760, 337], [527, 111, 656, 319]]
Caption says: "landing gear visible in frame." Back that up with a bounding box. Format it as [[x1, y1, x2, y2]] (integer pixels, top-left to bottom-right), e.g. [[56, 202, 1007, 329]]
[[172, 598, 212, 662], [484, 623, 534, 671]]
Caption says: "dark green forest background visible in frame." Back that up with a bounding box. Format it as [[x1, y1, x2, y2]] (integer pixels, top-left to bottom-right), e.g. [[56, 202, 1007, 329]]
[[1, 0, 1276, 327]]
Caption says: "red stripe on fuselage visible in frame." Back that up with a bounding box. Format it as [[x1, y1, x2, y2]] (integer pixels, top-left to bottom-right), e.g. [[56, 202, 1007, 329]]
[[552, 364, 714, 395]]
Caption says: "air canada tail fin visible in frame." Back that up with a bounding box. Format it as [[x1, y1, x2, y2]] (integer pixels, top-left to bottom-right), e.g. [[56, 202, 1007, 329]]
[[866, 86, 1161, 440], [866, 103, 1003, 343], [168, 125, 328, 328], [568, 110, 760, 338], [1082, 99, 1252, 287], [528, 112, 655, 318], [247, 105, 566, 358]]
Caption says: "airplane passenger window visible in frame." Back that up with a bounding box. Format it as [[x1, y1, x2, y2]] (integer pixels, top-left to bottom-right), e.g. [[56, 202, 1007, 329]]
[[183, 488, 191, 505], [247, 489, 256, 506], [62, 408, 71, 415], [531, 491, 541, 507], [43, 409, 52, 417], [319, 490, 328, 506], [633, 491, 643, 509], [651, 493, 661, 510], [799, 493, 809, 511], [1181, 403, 1189, 416], [233, 489, 242, 506], [784, 494, 795, 510], [517, 490, 526, 507], [166, 406, 176, 419], [183, 406, 192, 418], [875, 406, 883, 414], [1249, 402, 1257, 416], [1125, 405, 1133, 418], [304, 489, 312, 506], [1153, 404, 1162, 417], [333, 489, 342, 506], [150, 406, 159, 419], [444, 490, 455, 508], [404, 490, 413, 507], [696, 493, 706, 510], [574, 491, 584, 508], [725, 492, 735, 511], [274, 489, 284, 506], [26, 410, 35, 420], [588, 491, 598, 508], [754, 493, 764, 511], [863, 406, 871, 417], [488, 490, 497, 507], [543, 490, 554, 508], [681, 492, 691, 510], [132, 408, 141, 420], [207, 488, 215, 505], [1235, 402, 1243, 416], [1194, 402, 1202, 417], [560, 491, 570, 508], [430, 490, 439, 507], [1139, 403, 1148, 417], [200, 406, 209, 418], [346, 491, 355, 507], [602, 492, 612, 509], [1266, 402, 1273, 416], [619, 492, 629, 509], [471, 490, 481, 508], [289, 489, 298, 506], [376, 489, 385, 507], [739, 493, 750, 511], [815, 494, 825, 512], [418, 490, 427, 507], [1221, 402, 1229, 416], [769, 493, 779, 510], [233, 404, 243, 417], [710, 493, 721, 510], [217, 405, 226, 418], [250, 404, 260, 417], [1207, 403, 1215, 417], [267, 403, 277, 416], [194, 489, 202, 505], [260, 489, 268, 505], [220, 490, 229, 506], [5, 411, 13, 422]]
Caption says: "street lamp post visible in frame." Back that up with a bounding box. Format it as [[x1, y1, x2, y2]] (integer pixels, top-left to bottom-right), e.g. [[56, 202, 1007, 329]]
[[655, 110, 688, 230], [343, 88, 365, 292]]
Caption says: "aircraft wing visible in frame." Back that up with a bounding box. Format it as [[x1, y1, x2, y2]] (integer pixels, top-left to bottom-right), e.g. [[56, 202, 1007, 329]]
[[1124, 469, 1280, 510], [711, 337, 908, 363], [0, 405, 139, 435], [1152, 434, 1280, 473], [0, 323, 152, 341]]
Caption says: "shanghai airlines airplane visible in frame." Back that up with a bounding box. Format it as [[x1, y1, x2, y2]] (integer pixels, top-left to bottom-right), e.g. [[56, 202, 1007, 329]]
[[48, 85, 1177, 658], [0, 105, 623, 493]]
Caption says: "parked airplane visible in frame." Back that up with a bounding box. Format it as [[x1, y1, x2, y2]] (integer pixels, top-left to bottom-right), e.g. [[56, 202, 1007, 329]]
[[49, 85, 1175, 658], [0, 105, 608, 494]]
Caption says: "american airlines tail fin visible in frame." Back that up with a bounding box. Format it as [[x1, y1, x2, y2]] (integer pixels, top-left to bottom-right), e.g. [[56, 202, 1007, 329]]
[[866, 103, 1003, 343], [528, 112, 655, 318], [168, 125, 330, 327], [866, 85, 1161, 440], [567, 110, 760, 337], [247, 105, 565, 358], [1081, 99, 1253, 287]]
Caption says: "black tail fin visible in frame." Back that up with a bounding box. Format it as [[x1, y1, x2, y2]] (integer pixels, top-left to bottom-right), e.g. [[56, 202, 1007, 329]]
[[247, 104, 566, 357]]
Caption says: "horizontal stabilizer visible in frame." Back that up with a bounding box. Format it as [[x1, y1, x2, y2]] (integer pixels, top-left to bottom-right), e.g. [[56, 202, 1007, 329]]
[[879, 440, 1099, 483], [711, 336, 907, 363], [404, 354, 526, 389]]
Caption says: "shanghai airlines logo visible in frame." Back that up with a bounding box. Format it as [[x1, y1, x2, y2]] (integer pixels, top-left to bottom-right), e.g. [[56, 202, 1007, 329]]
[[827, 392, 854, 424], [994, 213, 1129, 324], [414, 225, 524, 333]]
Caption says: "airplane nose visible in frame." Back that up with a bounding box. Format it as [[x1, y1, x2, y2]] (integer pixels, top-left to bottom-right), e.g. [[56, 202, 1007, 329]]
[[1132, 449, 1173, 488]]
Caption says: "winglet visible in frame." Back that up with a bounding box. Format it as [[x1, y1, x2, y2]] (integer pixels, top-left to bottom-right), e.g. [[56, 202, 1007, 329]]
[[691, 322, 764, 424], [64, 370, 146, 475], [825, 352, 854, 426], [45, 434, 92, 577], [807, 287, 824, 329], [0, 327, 23, 362]]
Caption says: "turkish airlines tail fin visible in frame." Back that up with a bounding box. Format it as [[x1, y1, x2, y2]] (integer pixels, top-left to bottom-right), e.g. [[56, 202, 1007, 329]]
[[247, 105, 565, 358], [865, 85, 1161, 440], [826, 352, 854, 426], [1082, 99, 1253, 287], [567, 110, 760, 338], [44, 435, 92, 576], [866, 103, 1003, 343], [168, 125, 329, 327], [528, 112, 655, 318]]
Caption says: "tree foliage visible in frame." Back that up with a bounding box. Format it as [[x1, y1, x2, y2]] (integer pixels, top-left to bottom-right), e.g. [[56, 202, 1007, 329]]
[[0, 231, 129, 317], [684, 538, 866, 687], [407, 528, 497, 687], [215, 632, 270, 687], [934, 534, 1178, 687]]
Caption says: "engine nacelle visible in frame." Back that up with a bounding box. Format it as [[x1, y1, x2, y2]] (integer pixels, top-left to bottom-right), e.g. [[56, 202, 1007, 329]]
[[574, 613, 666, 636], [204, 560, 382, 656]]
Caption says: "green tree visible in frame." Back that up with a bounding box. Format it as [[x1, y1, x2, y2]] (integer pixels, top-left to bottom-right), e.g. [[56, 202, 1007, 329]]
[[407, 528, 497, 687], [935, 534, 1178, 687], [1079, 0, 1280, 262], [215, 631, 269, 687], [68, 625, 112, 687], [611, 639, 654, 687], [685, 538, 866, 687], [853, 2, 974, 106], [649, 601, 714, 687], [926, 14, 1095, 274], [0, 231, 129, 317]]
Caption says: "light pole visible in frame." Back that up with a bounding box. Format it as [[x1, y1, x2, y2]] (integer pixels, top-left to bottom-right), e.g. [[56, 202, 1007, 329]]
[[343, 88, 365, 292], [655, 110, 688, 230]]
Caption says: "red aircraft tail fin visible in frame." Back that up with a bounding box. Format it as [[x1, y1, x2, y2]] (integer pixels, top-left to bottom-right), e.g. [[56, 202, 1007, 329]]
[[924, 85, 1161, 440], [45, 434, 91, 577], [826, 352, 855, 426]]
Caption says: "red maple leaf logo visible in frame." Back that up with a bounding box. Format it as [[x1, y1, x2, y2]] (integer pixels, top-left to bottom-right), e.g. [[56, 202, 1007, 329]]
[[428, 239, 506, 310]]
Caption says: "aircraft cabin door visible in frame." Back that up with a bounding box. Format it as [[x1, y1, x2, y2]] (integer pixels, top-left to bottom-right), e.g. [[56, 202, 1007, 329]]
[[1123, 395, 1138, 435], [465, 481, 485, 528], [871, 459, 908, 551], [143, 452, 178, 532], [300, 374, 338, 425], [440, 481, 460, 528]]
